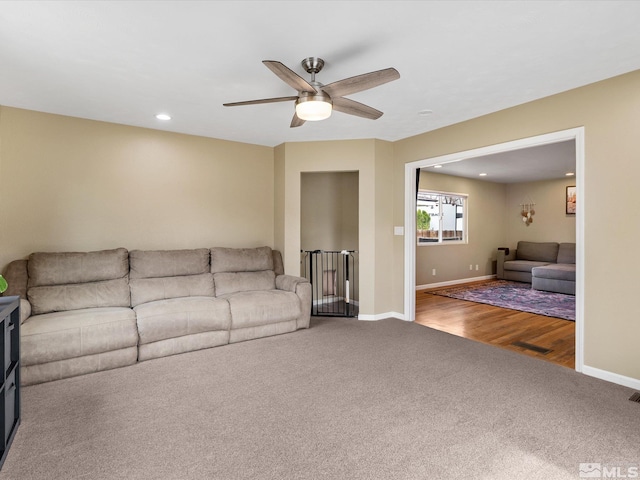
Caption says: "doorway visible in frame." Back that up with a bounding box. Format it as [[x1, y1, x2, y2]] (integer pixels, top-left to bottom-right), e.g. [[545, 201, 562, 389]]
[[300, 172, 359, 317], [403, 128, 585, 371]]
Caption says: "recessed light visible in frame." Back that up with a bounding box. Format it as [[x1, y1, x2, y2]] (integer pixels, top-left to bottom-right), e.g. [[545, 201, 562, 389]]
[[433, 165, 443, 169], [418, 109, 433, 116], [479, 173, 488, 177], [565, 172, 575, 176], [155, 113, 171, 121]]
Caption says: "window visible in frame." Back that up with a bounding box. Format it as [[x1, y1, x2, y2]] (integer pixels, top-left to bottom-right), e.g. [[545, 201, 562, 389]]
[[417, 190, 467, 244]]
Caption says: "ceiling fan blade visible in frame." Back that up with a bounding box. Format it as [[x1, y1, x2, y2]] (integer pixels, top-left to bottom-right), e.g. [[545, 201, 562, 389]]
[[290, 113, 306, 128], [223, 96, 298, 107], [263, 61, 317, 94], [322, 68, 400, 98], [332, 97, 383, 120]]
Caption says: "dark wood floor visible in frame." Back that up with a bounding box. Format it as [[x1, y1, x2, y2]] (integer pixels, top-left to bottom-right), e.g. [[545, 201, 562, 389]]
[[415, 283, 575, 369]]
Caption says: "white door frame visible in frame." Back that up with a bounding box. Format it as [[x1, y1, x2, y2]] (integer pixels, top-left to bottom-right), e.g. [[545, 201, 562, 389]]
[[403, 127, 585, 372]]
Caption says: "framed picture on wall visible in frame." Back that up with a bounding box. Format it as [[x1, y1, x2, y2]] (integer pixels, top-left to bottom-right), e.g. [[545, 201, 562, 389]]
[[566, 186, 576, 215]]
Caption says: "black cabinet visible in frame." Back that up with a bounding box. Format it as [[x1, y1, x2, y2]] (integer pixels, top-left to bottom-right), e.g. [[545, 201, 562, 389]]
[[0, 296, 20, 470]]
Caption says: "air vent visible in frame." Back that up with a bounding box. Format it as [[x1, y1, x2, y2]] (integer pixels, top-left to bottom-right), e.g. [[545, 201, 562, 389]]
[[629, 392, 640, 403], [511, 341, 552, 355]]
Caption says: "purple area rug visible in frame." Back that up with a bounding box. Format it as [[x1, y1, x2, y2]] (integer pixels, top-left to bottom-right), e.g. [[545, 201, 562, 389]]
[[429, 280, 575, 321]]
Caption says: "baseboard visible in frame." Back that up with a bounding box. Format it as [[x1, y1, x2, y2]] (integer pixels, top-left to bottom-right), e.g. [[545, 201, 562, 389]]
[[416, 274, 497, 291], [582, 365, 640, 391], [358, 312, 406, 321]]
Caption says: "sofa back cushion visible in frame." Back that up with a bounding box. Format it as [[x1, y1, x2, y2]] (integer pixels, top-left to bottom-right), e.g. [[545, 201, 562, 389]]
[[28, 279, 131, 315], [516, 241, 559, 263], [27, 248, 131, 315], [128, 249, 214, 307], [557, 243, 576, 264], [3, 259, 28, 299], [272, 250, 285, 276], [129, 249, 210, 279], [211, 247, 275, 295], [130, 274, 215, 307], [28, 248, 129, 287], [214, 270, 276, 296], [210, 247, 274, 273]]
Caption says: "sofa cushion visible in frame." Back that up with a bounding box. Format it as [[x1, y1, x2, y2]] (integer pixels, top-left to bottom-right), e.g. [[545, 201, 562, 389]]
[[21, 307, 138, 366], [129, 273, 215, 307], [557, 243, 576, 265], [28, 248, 129, 287], [531, 264, 576, 282], [210, 246, 273, 273], [516, 242, 559, 263], [503, 260, 551, 273], [129, 249, 210, 279], [28, 277, 131, 315], [134, 297, 231, 345], [138, 331, 230, 362], [22, 347, 138, 387], [230, 321, 298, 344], [224, 290, 301, 329], [214, 270, 276, 296]]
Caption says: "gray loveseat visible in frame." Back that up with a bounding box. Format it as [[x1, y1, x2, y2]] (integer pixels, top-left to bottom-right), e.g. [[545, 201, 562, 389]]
[[496, 241, 576, 295], [2, 246, 311, 386]]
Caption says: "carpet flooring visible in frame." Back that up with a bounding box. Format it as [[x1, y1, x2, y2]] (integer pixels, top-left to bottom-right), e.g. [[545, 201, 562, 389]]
[[429, 280, 576, 321], [1, 317, 638, 480]]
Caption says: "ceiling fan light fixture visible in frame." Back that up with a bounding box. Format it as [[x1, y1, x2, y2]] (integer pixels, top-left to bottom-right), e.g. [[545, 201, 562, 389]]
[[223, 57, 399, 127], [295, 95, 332, 121]]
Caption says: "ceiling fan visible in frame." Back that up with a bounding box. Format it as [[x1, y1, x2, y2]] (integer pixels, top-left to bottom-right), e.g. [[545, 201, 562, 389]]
[[223, 57, 400, 128]]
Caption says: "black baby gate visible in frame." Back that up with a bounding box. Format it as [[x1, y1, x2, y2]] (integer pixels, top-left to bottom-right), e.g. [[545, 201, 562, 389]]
[[301, 250, 358, 317]]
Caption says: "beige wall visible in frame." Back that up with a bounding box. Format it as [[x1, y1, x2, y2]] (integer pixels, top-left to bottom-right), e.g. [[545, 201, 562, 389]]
[[374, 140, 396, 315], [394, 69, 640, 381], [274, 139, 395, 316], [506, 178, 576, 247], [274, 143, 286, 256], [416, 172, 506, 286], [0, 107, 274, 272], [300, 172, 358, 252]]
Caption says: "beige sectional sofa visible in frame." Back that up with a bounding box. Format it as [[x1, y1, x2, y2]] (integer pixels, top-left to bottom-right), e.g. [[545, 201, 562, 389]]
[[2, 246, 311, 386]]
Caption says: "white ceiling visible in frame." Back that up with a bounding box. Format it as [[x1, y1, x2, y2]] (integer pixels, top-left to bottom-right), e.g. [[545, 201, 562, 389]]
[[422, 140, 576, 184], [1, 1, 639, 151]]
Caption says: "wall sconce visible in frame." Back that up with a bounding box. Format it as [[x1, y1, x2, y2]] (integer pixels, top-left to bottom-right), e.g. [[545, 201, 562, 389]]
[[520, 202, 535, 226]]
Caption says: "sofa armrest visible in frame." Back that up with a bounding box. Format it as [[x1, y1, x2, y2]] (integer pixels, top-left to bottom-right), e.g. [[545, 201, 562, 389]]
[[496, 248, 516, 279], [276, 274, 308, 292], [20, 298, 32, 324], [276, 274, 311, 329]]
